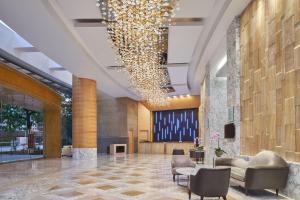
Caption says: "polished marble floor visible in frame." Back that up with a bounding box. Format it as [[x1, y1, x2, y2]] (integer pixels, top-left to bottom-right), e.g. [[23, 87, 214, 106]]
[[0, 154, 292, 200], [0, 154, 43, 163]]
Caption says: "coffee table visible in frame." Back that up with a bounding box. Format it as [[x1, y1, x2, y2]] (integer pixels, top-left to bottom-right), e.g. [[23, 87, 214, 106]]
[[175, 167, 195, 187], [175, 164, 214, 187]]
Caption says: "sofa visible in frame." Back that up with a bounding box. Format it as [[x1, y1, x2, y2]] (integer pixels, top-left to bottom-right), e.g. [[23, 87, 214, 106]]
[[171, 155, 196, 182], [215, 150, 289, 195]]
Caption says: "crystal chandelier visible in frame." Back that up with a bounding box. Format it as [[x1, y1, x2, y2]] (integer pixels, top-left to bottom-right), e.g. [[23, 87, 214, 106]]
[[96, 0, 179, 105]]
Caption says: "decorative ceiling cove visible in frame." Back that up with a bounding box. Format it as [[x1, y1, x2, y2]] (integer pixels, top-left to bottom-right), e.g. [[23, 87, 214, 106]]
[[0, 0, 250, 99]]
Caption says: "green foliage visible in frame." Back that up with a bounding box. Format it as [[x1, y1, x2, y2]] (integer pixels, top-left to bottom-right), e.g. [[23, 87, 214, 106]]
[[195, 145, 204, 151], [30, 111, 43, 124], [214, 147, 226, 157], [0, 103, 42, 133], [0, 104, 27, 133], [60, 92, 72, 145], [61, 93, 72, 118], [0, 91, 73, 146]]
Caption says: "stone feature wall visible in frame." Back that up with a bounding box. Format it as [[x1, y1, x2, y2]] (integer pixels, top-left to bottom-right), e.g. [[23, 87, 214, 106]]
[[207, 66, 228, 162], [224, 17, 241, 156], [199, 76, 208, 144], [201, 17, 241, 162], [97, 92, 138, 153]]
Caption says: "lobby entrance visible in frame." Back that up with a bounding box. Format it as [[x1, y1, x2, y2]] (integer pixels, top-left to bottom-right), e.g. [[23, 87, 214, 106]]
[[0, 86, 44, 163]]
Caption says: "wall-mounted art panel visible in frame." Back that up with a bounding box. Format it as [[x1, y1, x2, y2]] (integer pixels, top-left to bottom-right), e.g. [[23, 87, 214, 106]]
[[153, 108, 199, 142]]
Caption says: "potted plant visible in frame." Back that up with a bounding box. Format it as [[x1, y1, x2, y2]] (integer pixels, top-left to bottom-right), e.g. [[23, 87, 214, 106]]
[[211, 132, 226, 157], [195, 145, 204, 151]]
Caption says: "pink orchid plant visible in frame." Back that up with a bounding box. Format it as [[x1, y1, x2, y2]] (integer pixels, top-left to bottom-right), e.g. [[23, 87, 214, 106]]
[[210, 132, 226, 157]]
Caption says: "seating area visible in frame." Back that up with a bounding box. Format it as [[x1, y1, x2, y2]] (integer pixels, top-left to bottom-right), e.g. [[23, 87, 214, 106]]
[[0, 0, 300, 200], [172, 150, 290, 199], [216, 151, 289, 196]]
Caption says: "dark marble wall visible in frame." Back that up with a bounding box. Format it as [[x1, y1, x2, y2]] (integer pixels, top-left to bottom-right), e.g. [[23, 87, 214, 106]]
[[97, 92, 138, 153], [97, 137, 128, 153]]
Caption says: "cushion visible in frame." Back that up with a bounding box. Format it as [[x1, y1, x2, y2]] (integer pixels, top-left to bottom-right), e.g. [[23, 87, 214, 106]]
[[230, 167, 246, 182], [248, 150, 288, 168], [231, 158, 248, 169]]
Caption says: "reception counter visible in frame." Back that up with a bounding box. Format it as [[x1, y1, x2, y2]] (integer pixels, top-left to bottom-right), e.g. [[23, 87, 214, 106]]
[[138, 142, 194, 155]]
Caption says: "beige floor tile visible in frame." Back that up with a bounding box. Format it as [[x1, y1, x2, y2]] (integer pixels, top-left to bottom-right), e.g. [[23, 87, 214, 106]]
[[96, 185, 117, 190], [121, 190, 144, 196]]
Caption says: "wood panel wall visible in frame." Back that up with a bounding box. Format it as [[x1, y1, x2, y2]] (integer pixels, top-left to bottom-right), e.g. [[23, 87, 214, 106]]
[[240, 0, 300, 162], [138, 142, 193, 155], [0, 63, 61, 158], [72, 76, 97, 148]]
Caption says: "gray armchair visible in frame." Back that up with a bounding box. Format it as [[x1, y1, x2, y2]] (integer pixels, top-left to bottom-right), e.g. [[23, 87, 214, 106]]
[[189, 167, 231, 200], [215, 150, 289, 195], [171, 155, 196, 182]]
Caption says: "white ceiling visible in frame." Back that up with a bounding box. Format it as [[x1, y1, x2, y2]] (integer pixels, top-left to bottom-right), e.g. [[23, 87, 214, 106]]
[[0, 0, 251, 99], [168, 26, 203, 63], [175, 0, 216, 18]]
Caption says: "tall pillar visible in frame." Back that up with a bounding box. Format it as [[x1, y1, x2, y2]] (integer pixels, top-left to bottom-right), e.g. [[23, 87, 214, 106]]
[[72, 76, 97, 159]]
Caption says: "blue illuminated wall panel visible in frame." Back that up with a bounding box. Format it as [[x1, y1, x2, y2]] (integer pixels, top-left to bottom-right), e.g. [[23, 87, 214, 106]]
[[153, 108, 199, 142]]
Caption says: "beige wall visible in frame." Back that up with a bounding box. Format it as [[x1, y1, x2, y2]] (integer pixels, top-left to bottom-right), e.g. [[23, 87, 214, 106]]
[[138, 103, 151, 142], [240, 0, 300, 162], [126, 98, 138, 151]]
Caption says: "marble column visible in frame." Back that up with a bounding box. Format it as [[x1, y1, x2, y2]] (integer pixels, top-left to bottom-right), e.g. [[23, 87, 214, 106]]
[[72, 76, 97, 159]]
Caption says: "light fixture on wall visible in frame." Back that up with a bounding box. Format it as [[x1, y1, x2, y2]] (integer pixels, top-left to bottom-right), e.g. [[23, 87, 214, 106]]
[[96, 0, 179, 106], [216, 55, 227, 71]]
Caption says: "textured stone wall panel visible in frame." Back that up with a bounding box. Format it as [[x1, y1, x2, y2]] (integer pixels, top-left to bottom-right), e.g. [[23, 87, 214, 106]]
[[240, 0, 299, 162]]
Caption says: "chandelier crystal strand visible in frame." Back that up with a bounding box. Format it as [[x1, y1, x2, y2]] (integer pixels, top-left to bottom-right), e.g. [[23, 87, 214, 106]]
[[97, 0, 179, 106]]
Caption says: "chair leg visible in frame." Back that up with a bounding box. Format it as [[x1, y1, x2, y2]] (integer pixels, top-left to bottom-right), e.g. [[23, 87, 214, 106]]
[[173, 174, 175, 182], [188, 190, 191, 200], [276, 189, 279, 196], [245, 189, 248, 195], [222, 196, 227, 200], [200, 196, 204, 200]]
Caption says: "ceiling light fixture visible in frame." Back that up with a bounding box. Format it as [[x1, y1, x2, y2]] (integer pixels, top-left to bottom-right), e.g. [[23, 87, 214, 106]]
[[96, 0, 179, 106]]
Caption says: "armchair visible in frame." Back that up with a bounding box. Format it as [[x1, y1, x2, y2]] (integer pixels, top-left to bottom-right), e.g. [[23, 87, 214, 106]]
[[189, 167, 231, 200], [171, 155, 196, 182], [172, 149, 185, 155]]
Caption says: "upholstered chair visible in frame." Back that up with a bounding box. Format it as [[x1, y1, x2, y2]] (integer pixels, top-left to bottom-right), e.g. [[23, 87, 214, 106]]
[[172, 149, 185, 155], [189, 167, 231, 200], [171, 155, 196, 182]]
